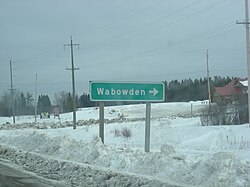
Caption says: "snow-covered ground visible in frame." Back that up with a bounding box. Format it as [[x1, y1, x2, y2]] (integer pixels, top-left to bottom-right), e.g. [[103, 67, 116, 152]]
[[0, 101, 250, 186]]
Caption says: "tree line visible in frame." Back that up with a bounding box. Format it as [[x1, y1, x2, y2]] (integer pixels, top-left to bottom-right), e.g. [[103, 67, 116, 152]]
[[0, 91, 95, 117], [0, 91, 34, 116], [0, 76, 234, 117], [165, 76, 232, 102]]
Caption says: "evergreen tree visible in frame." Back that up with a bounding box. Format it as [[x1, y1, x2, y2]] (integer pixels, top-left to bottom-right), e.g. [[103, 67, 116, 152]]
[[17, 92, 27, 115], [79, 93, 94, 107], [37, 95, 51, 113], [26, 92, 34, 106], [25, 92, 34, 114], [54, 91, 68, 113], [0, 92, 11, 116], [66, 92, 73, 112]]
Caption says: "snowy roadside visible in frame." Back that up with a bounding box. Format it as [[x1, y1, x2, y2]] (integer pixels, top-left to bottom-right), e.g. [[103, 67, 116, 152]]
[[0, 159, 66, 187], [0, 144, 191, 187], [0, 131, 249, 187], [0, 102, 249, 186], [0, 102, 207, 126]]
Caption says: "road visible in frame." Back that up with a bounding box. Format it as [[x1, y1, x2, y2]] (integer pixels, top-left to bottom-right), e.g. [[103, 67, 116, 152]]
[[0, 160, 65, 187]]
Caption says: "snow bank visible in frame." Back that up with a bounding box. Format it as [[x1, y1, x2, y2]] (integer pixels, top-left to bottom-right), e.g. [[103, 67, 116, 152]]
[[0, 144, 189, 187], [1, 132, 249, 186], [0, 102, 249, 186]]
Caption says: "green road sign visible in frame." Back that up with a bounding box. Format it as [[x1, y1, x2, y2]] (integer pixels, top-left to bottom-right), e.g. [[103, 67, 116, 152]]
[[90, 81, 165, 102]]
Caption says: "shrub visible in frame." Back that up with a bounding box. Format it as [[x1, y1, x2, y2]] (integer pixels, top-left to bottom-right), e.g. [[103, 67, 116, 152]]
[[200, 104, 240, 126], [92, 135, 99, 142], [114, 129, 121, 137], [121, 127, 132, 138]]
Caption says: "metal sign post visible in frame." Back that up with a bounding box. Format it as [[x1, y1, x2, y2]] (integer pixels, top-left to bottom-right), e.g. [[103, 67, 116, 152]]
[[145, 102, 151, 152], [99, 102, 105, 143]]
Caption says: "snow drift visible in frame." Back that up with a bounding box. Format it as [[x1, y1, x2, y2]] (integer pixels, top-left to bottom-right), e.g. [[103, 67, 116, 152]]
[[0, 102, 249, 186]]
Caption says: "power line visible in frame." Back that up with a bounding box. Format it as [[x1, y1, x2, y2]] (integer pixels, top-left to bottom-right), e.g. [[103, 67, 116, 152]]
[[5, 23, 241, 95], [0, 1, 166, 69], [82, 0, 226, 50], [83, 0, 200, 48], [79, 22, 239, 68], [5, 0, 233, 73], [81, 0, 202, 49], [79, 0, 166, 36]]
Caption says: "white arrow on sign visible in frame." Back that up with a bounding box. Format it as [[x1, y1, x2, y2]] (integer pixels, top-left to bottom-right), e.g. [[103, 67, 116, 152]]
[[149, 88, 159, 96]]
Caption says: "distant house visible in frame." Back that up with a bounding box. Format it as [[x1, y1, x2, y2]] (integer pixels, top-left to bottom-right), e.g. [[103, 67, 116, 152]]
[[212, 78, 248, 124], [212, 79, 248, 105]]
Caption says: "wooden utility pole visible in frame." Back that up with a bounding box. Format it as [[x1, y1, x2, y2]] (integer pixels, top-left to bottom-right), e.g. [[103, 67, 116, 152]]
[[35, 73, 38, 123], [9, 60, 15, 124], [237, 0, 250, 126], [244, 0, 250, 126], [65, 36, 80, 129], [206, 50, 212, 110]]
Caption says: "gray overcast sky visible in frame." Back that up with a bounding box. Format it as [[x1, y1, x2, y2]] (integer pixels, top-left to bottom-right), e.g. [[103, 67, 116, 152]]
[[0, 0, 248, 99]]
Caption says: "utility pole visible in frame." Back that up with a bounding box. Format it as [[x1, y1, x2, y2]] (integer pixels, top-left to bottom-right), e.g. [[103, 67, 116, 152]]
[[35, 73, 38, 123], [64, 36, 80, 129], [206, 50, 212, 110], [9, 60, 15, 124], [237, 0, 250, 126]]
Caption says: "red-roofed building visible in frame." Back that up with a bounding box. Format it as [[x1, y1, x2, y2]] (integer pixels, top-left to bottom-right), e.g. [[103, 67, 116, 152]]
[[212, 79, 247, 104], [212, 78, 248, 124]]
